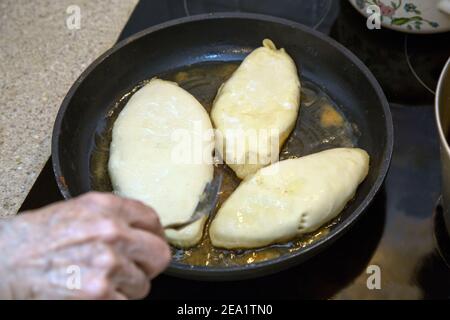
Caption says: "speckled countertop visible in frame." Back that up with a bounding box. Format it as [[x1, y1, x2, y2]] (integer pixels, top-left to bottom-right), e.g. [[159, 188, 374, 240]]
[[0, 0, 138, 215]]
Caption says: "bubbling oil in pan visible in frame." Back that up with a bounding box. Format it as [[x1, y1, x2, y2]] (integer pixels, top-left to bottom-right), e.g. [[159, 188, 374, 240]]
[[90, 62, 359, 267]]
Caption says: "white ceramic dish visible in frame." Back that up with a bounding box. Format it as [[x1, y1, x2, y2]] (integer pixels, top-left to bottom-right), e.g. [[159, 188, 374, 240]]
[[348, 0, 450, 34]]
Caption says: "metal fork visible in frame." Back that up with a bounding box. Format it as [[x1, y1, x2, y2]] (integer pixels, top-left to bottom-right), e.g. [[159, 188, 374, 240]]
[[164, 173, 223, 230]]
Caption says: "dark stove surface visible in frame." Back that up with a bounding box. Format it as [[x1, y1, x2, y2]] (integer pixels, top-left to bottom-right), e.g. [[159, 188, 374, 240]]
[[20, 0, 450, 299]]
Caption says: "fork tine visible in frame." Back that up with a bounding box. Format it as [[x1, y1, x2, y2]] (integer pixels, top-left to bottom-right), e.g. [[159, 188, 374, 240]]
[[164, 173, 223, 230]]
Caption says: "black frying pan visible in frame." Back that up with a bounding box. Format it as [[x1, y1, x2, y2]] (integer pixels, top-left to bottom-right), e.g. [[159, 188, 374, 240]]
[[52, 13, 393, 281]]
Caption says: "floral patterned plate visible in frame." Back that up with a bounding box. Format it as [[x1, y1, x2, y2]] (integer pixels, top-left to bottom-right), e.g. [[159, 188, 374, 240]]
[[349, 0, 450, 34]]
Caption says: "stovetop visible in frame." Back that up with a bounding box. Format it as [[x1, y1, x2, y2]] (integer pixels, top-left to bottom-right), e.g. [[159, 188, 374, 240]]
[[19, 0, 450, 299]]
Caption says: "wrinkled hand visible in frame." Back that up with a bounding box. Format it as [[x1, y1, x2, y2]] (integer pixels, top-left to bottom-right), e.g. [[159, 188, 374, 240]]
[[0, 192, 171, 300]]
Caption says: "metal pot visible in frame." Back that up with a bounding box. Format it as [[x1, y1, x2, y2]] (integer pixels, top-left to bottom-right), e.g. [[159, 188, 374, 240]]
[[436, 57, 450, 235]]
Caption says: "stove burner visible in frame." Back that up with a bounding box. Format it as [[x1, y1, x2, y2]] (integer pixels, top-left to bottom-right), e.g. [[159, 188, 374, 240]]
[[404, 34, 450, 96], [433, 199, 450, 269], [330, 0, 450, 105], [182, 0, 333, 30]]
